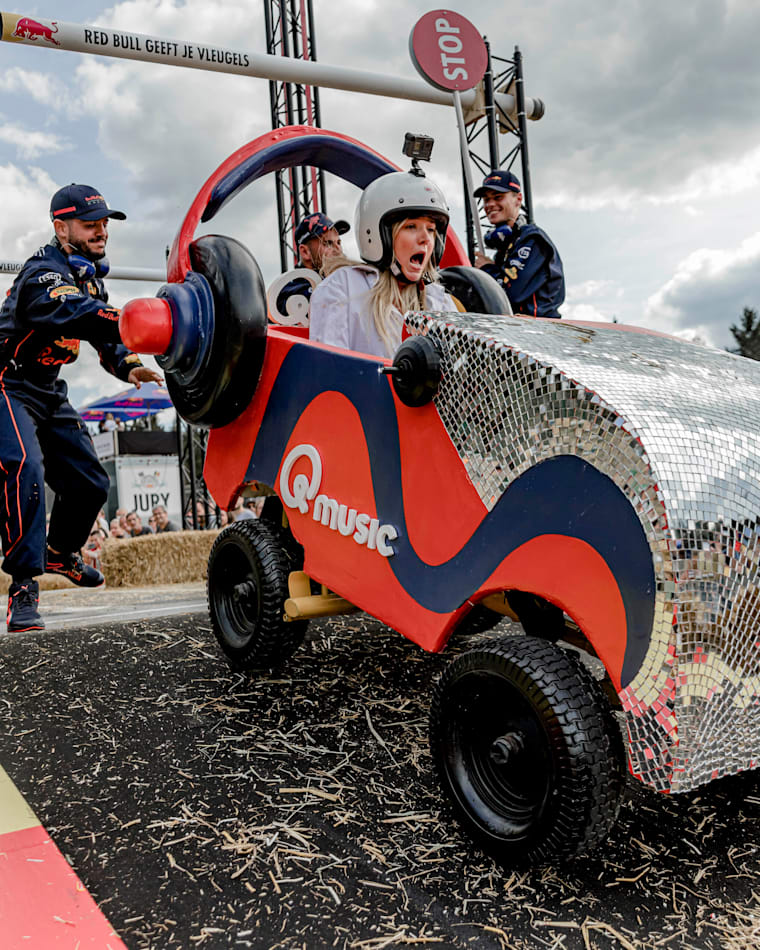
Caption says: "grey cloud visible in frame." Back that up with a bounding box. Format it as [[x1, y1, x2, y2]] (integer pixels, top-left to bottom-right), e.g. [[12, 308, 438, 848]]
[[644, 234, 760, 347], [3, 0, 760, 367], [315, 0, 760, 208]]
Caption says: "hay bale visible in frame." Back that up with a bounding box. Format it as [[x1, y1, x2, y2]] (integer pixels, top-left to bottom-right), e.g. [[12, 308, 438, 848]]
[[0, 530, 220, 593], [101, 531, 219, 588]]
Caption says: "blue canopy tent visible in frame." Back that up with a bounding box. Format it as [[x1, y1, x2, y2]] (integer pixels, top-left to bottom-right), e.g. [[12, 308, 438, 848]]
[[78, 382, 173, 421]]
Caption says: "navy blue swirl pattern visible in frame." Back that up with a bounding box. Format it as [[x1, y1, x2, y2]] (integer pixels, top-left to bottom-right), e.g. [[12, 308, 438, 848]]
[[247, 346, 655, 687]]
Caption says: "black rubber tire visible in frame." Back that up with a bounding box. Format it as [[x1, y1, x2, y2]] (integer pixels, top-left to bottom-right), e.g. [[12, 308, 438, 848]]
[[439, 265, 512, 315], [207, 519, 307, 671], [165, 234, 268, 429], [258, 495, 305, 574], [430, 636, 623, 867]]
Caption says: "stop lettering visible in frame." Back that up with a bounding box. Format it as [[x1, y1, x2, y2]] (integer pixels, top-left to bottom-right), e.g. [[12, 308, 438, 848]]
[[409, 10, 488, 92]]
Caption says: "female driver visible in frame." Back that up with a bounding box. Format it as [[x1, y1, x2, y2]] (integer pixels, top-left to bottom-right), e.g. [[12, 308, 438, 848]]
[[309, 170, 456, 359]]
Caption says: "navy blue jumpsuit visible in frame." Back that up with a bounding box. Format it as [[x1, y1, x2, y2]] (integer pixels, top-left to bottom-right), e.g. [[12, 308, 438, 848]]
[[0, 241, 142, 580], [481, 221, 565, 319]]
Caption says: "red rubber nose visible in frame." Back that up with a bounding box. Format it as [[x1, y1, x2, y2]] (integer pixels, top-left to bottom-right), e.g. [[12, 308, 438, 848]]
[[120, 298, 173, 355]]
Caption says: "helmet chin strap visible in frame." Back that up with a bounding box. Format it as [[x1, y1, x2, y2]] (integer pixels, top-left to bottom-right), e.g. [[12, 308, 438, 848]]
[[390, 258, 429, 291], [390, 260, 416, 286]]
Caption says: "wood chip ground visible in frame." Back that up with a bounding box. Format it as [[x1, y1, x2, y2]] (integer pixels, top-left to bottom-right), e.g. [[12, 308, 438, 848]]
[[0, 613, 758, 949]]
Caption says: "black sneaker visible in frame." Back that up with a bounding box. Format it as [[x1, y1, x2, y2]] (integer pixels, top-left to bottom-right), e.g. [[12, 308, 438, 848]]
[[7, 580, 44, 632], [46, 548, 105, 588]]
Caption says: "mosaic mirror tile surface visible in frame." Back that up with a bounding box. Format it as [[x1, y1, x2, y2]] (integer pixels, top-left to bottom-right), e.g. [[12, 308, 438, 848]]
[[406, 311, 760, 793]]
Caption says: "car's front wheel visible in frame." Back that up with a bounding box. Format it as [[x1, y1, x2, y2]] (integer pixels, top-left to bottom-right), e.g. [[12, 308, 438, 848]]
[[430, 636, 623, 866], [207, 519, 307, 670]]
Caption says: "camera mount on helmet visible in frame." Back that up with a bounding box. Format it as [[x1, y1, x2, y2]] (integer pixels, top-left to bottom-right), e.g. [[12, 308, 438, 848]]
[[402, 132, 434, 177]]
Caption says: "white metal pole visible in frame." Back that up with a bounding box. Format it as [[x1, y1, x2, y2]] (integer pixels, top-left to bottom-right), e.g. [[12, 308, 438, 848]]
[[0, 13, 543, 118], [452, 91, 485, 256], [0, 261, 165, 281]]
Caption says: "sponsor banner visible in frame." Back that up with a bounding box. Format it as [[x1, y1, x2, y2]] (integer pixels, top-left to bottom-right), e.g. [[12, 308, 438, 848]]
[[1, 13, 60, 45], [0, 11, 508, 112], [0, 11, 260, 67], [115, 454, 181, 525]]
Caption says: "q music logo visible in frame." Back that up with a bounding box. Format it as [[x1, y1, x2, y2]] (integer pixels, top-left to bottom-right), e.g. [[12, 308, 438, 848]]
[[279, 444, 398, 558]]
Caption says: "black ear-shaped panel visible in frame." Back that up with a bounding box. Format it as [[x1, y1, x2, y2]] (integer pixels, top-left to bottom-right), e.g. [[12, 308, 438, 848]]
[[165, 234, 268, 429], [439, 265, 512, 316]]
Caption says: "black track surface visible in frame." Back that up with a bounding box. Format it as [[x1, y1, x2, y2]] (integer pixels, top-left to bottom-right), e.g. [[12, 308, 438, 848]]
[[0, 612, 758, 949]]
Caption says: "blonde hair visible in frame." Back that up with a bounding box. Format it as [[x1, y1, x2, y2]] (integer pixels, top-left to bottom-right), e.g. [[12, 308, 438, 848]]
[[322, 217, 439, 357]]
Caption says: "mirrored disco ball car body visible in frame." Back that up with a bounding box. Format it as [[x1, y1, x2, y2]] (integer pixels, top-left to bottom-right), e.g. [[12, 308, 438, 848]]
[[200, 309, 760, 865], [121, 128, 760, 867]]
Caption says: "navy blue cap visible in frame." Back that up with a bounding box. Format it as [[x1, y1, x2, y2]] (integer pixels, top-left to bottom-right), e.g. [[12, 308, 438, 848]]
[[473, 170, 522, 198], [295, 212, 349, 245], [50, 184, 126, 222]]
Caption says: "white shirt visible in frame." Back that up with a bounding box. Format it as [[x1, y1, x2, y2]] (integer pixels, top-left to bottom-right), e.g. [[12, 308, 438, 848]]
[[309, 264, 456, 359]]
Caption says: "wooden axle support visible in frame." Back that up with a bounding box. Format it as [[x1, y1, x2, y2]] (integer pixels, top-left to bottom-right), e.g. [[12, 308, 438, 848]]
[[285, 571, 359, 620], [478, 592, 520, 622], [284, 579, 528, 624]]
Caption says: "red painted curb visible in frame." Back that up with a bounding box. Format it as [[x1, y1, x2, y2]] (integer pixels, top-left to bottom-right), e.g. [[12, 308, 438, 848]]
[[0, 823, 127, 948]]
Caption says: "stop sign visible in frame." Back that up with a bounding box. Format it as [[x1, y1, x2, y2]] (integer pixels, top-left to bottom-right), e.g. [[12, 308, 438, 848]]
[[409, 10, 487, 92]]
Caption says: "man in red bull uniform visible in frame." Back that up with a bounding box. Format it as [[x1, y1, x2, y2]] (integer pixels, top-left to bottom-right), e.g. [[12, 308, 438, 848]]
[[272, 212, 351, 323], [473, 170, 565, 319], [0, 183, 161, 632], [295, 212, 349, 274]]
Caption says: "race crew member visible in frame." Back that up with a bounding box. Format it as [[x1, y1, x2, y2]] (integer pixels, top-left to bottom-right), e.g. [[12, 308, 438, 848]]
[[295, 212, 350, 275], [473, 170, 565, 319], [0, 183, 161, 632], [272, 212, 351, 325]]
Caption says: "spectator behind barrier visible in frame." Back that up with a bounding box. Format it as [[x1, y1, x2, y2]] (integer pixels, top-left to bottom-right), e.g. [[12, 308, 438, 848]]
[[110, 518, 128, 539], [126, 511, 151, 537], [153, 504, 177, 533]]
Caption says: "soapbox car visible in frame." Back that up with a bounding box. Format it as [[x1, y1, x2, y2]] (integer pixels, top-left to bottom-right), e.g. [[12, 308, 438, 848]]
[[122, 126, 760, 867]]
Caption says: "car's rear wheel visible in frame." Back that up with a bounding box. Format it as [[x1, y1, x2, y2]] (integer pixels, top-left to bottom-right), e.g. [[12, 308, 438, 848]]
[[430, 636, 623, 866], [207, 519, 308, 670]]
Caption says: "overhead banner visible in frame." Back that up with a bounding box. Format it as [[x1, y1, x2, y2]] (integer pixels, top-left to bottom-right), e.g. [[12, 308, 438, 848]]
[[0, 11, 542, 118]]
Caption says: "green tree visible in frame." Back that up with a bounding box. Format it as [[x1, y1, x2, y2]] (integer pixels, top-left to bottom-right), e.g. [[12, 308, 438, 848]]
[[730, 307, 760, 360]]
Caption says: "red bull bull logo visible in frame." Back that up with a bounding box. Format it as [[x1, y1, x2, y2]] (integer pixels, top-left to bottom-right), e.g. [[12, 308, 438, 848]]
[[11, 17, 60, 46]]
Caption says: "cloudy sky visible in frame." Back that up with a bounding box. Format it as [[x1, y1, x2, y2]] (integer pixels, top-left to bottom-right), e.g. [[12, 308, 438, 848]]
[[1, 0, 759, 408]]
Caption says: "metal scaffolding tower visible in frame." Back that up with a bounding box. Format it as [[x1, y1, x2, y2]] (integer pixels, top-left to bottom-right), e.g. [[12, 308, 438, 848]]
[[175, 418, 221, 529], [460, 43, 541, 263], [263, 0, 326, 271]]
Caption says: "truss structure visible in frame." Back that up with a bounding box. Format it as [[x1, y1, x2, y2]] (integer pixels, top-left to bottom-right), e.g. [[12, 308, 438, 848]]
[[264, 0, 326, 270]]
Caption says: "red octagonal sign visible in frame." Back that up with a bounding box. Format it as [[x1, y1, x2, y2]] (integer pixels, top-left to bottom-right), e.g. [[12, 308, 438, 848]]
[[409, 10, 487, 92]]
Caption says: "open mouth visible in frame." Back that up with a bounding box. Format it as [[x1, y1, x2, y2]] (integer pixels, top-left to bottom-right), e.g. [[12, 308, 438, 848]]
[[410, 252, 425, 266]]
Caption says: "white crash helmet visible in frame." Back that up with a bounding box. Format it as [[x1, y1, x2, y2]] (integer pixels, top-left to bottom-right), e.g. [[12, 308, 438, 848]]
[[355, 171, 450, 269]]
